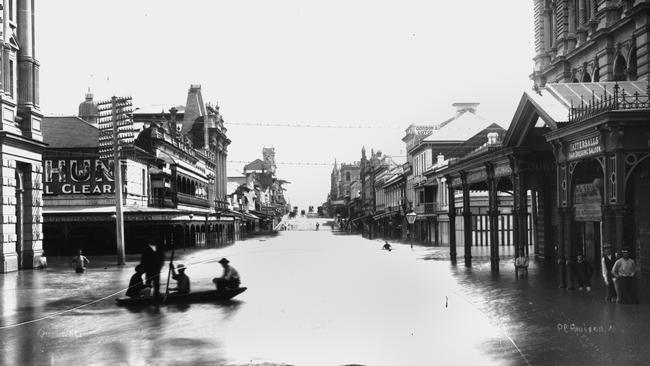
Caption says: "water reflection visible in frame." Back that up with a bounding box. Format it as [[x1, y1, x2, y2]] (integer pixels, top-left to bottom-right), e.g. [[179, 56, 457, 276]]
[[6, 228, 644, 365]]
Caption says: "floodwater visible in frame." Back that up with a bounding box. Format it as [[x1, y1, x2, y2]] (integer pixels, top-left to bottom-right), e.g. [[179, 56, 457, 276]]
[[1, 219, 648, 365]]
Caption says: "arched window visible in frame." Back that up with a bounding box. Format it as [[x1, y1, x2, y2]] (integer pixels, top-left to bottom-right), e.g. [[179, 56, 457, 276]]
[[628, 47, 638, 81], [582, 72, 591, 82], [614, 55, 628, 81]]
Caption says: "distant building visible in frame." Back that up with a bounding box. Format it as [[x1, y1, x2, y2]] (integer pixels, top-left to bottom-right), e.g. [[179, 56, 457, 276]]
[[78, 90, 99, 125]]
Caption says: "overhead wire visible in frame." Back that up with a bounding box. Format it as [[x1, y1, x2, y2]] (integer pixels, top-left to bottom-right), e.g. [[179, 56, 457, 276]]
[[224, 122, 402, 129]]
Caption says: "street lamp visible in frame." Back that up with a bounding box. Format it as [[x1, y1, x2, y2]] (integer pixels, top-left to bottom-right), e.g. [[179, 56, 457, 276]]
[[406, 210, 417, 249]]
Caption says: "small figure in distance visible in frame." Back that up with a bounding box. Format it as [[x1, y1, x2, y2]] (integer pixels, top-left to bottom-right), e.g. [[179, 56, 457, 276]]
[[126, 264, 152, 298], [514, 249, 529, 279], [316, 222, 320, 231], [575, 253, 593, 291], [169, 263, 190, 294], [37, 251, 48, 269], [71, 249, 90, 273], [212, 258, 241, 291], [382, 241, 392, 251]]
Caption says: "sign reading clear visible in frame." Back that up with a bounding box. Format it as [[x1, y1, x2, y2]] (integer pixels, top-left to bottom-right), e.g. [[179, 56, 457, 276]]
[[44, 158, 115, 195], [568, 136, 602, 161]]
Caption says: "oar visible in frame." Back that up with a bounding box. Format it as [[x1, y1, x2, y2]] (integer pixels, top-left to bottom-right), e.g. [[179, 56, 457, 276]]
[[162, 235, 175, 304]]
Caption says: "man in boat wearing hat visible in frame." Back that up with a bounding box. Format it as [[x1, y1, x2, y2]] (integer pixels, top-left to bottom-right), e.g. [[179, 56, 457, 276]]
[[612, 248, 639, 304], [213, 258, 241, 291], [126, 264, 152, 298], [169, 263, 190, 294]]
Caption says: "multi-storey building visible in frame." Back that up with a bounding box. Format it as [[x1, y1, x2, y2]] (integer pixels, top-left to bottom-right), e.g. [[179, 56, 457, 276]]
[[41, 85, 237, 255], [429, 1, 650, 289], [404, 103, 505, 246], [0, 0, 45, 272]]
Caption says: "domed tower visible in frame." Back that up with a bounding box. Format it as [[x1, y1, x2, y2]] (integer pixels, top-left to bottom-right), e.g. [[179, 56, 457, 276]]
[[78, 89, 98, 125]]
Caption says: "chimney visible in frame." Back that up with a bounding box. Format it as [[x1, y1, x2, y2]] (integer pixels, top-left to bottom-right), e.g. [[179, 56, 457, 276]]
[[452, 102, 480, 113]]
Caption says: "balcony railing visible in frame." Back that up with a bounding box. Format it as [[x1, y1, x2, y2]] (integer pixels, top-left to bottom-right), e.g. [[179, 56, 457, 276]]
[[214, 200, 229, 210], [149, 195, 175, 208], [177, 192, 210, 207], [568, 83, 650, 123], [414, 202, 437, 214]]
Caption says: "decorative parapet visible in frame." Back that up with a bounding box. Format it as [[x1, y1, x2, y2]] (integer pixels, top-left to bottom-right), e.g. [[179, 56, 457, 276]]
[[568, 83, 650, 123]]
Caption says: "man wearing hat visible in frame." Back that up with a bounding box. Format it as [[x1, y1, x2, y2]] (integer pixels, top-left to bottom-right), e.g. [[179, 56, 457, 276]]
[[601, 245, 617, 302], [612, 248, 639, 304], [170, 263, 190, 294], [213, 258, 241, 291]]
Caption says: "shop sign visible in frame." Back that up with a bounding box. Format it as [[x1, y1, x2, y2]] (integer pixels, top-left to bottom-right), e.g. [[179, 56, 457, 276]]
[[451, 177, 463, 187], [573, 183, 602, 221], [494, 164, 512, 177], [467, 170, 487, 183], [568, 136, 602, 161], [44, 158, 115, 195]]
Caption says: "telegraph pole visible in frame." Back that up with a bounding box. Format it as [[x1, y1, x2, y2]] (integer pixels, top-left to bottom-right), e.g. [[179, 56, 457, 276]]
[[112, 96, 126, 265]]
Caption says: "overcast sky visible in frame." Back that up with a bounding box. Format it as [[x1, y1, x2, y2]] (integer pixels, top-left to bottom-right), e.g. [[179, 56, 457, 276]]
[[36, 1, 535, 210]]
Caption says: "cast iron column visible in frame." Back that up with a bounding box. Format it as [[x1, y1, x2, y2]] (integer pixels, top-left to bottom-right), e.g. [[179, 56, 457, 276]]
[[447, 179, 457, 263], [462, 175, 472, 267]]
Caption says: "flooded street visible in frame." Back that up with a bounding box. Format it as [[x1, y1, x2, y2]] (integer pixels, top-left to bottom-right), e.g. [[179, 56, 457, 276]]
[[1, 221, 648, 365]]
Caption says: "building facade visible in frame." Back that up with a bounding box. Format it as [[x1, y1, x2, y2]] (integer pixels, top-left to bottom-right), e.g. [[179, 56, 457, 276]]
[[42, 85, 236, 256], [0, 0, 45, 272]]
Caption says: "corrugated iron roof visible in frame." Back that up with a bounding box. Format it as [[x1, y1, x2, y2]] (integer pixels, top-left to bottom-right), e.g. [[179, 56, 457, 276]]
[[42, 116, 99, 148]]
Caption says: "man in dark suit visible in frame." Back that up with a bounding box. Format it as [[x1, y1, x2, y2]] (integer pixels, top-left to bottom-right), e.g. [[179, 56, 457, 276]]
[[140, 241, 165, 297]]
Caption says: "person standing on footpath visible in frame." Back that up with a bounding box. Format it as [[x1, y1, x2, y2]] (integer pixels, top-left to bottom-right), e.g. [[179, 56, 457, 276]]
[[575, 254, 593, 291], [612, 248, 639, 304], [601, 245, 617, 302], [140, 241, 165, 297]]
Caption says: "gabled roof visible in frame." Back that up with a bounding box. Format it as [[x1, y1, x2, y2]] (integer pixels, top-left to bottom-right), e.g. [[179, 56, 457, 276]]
[[423, 109, 501, 142], [244, 158, 270, 172], [502, 90, 562, 148], [42, 116, 99, 148]]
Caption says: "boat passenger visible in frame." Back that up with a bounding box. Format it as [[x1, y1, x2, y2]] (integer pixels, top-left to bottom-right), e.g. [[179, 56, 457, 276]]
[[213, 258, 240, 291], [126, 264, 151, 298], [170, 263, 190, 294]]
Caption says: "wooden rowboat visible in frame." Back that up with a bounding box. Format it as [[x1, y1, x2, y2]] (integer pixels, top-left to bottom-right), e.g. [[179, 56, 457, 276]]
[[115, 287, 247, 306]]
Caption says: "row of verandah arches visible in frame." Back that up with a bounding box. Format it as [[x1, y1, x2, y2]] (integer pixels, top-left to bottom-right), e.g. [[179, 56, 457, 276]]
[[559, 153, 650, 286], [176, 175, 208, 198], [448, 173, 548, 270]]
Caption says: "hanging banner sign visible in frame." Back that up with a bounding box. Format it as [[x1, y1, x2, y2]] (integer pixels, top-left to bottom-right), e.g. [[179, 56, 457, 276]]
[[573, 183, 602, 221], [467, 170, 488, 183], [568, 136, 602, 161], [494, 163, 512, 178], [44, 158, 115, 195]]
